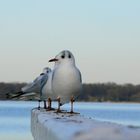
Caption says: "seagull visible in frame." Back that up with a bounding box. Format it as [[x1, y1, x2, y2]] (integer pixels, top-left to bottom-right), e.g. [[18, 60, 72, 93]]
[[40, 67, 53, 110], [9, 67, 52, 109], [49, 50, 82, 113], [21, 67, 50, 95]]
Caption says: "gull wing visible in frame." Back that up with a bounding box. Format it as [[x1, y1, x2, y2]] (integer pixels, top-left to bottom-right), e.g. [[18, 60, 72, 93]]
[[21, 74, 45, 94]]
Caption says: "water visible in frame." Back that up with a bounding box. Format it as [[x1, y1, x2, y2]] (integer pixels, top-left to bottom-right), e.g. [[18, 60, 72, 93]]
[[0, 101, 140, 140], [71, 102, 140, 127], [0, 101, 36, 140]]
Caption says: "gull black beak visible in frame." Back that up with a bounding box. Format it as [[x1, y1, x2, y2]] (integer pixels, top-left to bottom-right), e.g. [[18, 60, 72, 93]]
[[49, 58, 58, 62]]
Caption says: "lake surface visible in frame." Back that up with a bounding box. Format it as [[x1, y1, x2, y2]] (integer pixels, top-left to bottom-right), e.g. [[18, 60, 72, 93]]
[[0, 101, 140, 140]]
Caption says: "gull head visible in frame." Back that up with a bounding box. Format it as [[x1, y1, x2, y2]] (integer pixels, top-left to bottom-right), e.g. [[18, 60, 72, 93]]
[[49, 50, 75, 66], [42, 67, 52, 74]]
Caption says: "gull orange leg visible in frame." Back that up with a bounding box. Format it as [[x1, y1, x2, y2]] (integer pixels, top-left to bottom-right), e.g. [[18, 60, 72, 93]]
[[47, 97, 52, 110], [57, 97, 61, 112], [70, 96, 75, 113]]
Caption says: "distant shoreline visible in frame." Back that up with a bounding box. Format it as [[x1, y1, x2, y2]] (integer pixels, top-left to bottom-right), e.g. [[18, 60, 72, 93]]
[[0, 82, 140, 102]]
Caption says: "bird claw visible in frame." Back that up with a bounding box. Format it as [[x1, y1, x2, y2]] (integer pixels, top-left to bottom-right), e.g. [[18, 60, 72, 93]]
[[56, 108, 61, 113], [55, 108, 67, 113], [46, 107, 55, 111], [68, 111, 80, 114]]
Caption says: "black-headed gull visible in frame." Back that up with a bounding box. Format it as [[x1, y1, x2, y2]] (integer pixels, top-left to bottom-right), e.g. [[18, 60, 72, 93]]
[[40, 67, 53, 110], [49, 50, 82, 113], [9, 67, 52, 109]]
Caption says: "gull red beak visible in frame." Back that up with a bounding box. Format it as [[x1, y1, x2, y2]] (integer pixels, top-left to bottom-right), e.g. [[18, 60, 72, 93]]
[[49, 58, 58, 62]]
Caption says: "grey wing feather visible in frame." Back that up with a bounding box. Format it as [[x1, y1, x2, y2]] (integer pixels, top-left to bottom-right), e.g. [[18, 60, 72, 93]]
[[21, 82, 39, 94], [21, 75, 44, 94], [75, 69, 82, 101], [79, 71, 82, 83], [77, 68, 82, 83]]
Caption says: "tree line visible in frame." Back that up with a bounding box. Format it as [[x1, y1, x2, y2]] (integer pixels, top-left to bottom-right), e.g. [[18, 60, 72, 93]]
[[0, 82, 140, 102], [79, 83, 140, 102]]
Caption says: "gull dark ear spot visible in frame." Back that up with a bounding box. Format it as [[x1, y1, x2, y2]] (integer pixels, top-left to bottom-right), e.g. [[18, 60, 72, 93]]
[[68, 54, 71, 58]]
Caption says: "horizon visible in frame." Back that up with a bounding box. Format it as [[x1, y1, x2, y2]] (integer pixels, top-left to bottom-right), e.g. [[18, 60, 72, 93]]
[[0, 81, 139, 86], [0, 0, 140, 84]]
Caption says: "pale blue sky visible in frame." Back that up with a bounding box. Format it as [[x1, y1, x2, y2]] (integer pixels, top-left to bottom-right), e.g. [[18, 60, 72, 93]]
[[0, 0, 140, 84]]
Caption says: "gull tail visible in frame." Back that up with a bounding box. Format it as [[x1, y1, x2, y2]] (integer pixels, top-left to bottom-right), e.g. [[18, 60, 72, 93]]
[[6, 91, 26, 99], [6, 91, 36, 99]]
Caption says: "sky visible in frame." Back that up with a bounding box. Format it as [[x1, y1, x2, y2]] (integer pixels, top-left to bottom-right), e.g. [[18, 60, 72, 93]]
[[0, 0, 140, 84]]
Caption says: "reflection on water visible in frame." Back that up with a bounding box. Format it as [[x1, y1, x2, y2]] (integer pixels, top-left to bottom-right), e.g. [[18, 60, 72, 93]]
[[0, 101, 140, 140]]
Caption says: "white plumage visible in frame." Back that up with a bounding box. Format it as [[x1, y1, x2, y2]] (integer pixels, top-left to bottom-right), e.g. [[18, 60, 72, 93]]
[[49, 50, 82, 105]]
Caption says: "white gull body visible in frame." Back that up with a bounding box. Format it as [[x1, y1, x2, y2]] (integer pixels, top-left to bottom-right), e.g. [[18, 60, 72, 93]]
[[49, 50, 82, 105], [41, 69, 53, 100]]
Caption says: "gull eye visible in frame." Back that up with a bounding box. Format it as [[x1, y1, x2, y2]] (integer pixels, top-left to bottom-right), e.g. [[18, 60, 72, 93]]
[[61, 55, 65, 59]]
